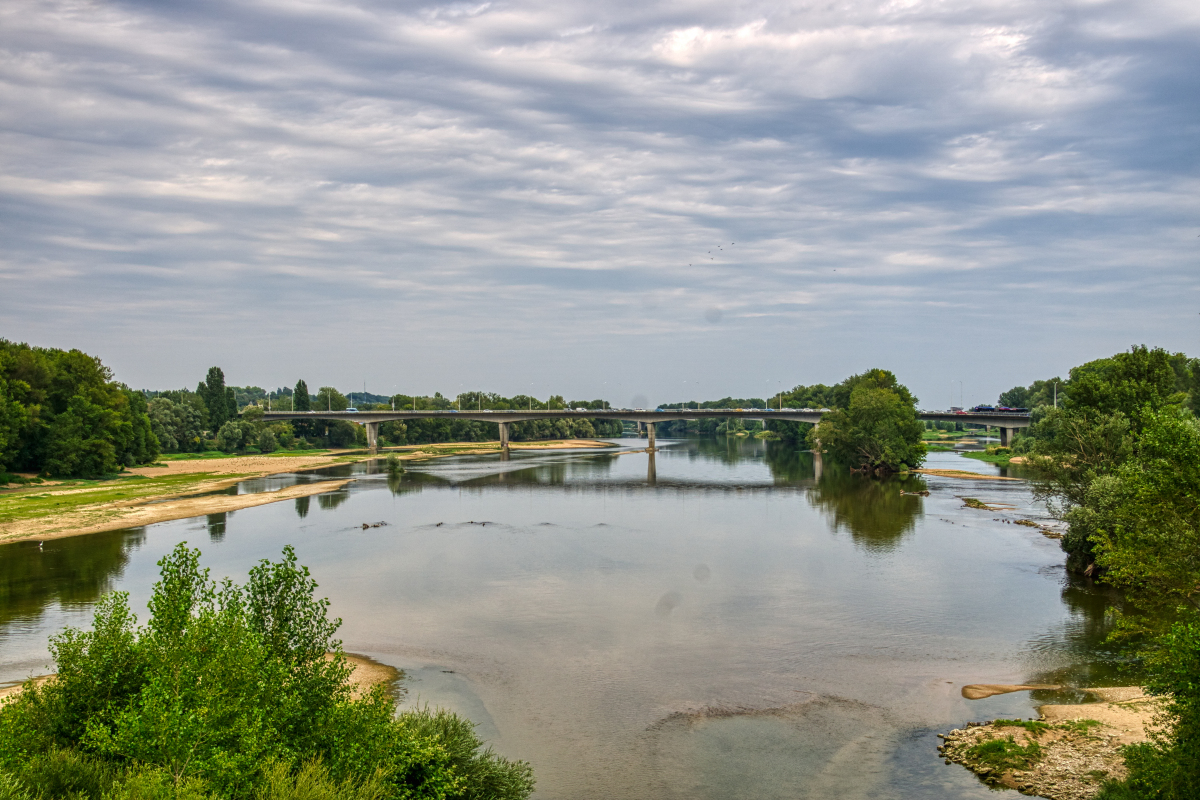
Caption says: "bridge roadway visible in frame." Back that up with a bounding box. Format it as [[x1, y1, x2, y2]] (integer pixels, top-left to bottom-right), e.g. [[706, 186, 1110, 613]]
[[260, 409, 1031, 450]]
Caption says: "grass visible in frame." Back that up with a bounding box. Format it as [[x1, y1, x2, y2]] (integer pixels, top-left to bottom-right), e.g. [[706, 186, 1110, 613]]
[[961, 450, 1017, 466], [159, 449, 331, 461], [994, 718, 1051, 736], [962, 497, 991, 510], [1060, 719, 1104, 736], [0, 471, 250, 526], [965, 736, 1043, 772], [926, 443, 956, 452]]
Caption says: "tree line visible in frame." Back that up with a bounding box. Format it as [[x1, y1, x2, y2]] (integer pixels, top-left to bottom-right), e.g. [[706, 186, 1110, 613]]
[[993, 346, 1200, 799], [0, 340, 158, 480], [148, 378, 627, 458]]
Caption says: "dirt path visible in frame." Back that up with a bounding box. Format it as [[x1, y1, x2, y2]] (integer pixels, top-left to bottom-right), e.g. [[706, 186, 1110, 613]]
[[941, 687, 1161, 799]]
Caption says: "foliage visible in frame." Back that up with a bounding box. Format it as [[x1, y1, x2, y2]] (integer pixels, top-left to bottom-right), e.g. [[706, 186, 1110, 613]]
[[807, 369, 925, 473], [199, 368, 232, 433], [1095, 621, 1200, 800], [0, 544, 535, 800], [147, 397, 206, 454], [992, 719, 1050, 736], [1025, 346, 1192, 574], [1079, 409, 1200, 619], [0, 340, 159, 477], [216, 421, 253, 454], [964, 737, 1042, 772]]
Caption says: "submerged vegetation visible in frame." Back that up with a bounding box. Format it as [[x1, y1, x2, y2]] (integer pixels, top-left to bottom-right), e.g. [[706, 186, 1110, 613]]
[[0, 543, 534, 800]]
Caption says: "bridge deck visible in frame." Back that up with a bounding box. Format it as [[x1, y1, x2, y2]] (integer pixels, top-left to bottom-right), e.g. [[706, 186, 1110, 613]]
[[258, 409, 1031, 427]]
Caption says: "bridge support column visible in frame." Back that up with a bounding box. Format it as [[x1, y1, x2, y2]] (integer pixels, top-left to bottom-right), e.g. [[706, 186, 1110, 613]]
[[999, 427, 1011, 447], [365, 422, 379, 452], [647, 450, 656, 485], [647, 422, 656, 451], [499, 421, 510, 451]]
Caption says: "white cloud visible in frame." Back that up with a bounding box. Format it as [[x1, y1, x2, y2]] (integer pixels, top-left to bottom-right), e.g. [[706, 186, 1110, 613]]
[[0, 0, 1197, 404]]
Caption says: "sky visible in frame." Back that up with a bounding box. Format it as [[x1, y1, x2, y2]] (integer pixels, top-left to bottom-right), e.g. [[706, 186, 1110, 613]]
[[2, 0, 1198, 409]]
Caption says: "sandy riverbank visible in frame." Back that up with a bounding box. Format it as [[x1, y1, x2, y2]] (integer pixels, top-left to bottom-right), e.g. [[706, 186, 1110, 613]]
[[0, 479, 352, 544], [1, 653, 399, 706], [913, 468, 1021, 481], [941, 687, 1160, 799], [0, 440, 621, 546]]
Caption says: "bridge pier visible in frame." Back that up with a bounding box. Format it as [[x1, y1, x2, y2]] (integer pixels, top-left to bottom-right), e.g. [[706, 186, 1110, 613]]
[[365, 422, 379, 452], [647, 422, 656, 451], [647, 449, 656, 485], [999, 427, 1012, 447], [499, 421, 510, 451]]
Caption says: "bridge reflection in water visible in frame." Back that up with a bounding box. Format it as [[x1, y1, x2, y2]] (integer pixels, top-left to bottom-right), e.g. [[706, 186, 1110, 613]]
[[259, 408, 1031, 453]]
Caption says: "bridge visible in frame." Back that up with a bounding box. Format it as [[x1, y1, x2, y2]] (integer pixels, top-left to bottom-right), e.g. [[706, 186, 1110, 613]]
[[259, 408, 1031, 451]]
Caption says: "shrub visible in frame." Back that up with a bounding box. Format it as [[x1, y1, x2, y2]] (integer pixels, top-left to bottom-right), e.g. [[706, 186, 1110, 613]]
[[0, 544, 534, 800]]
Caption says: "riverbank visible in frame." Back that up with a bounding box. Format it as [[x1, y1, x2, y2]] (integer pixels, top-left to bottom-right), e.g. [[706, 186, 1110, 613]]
[[0, 439, 620, 545], [940, 687, 1160, 800], [1, 653, 399, 706]]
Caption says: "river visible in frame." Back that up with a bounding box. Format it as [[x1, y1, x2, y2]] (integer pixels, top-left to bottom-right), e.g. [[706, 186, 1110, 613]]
[[0, 438, 1123, 799]]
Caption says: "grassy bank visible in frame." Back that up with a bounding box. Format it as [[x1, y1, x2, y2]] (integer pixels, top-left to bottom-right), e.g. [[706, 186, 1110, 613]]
[[0, 471, 248, 527], [961, 447, 1019, 466]]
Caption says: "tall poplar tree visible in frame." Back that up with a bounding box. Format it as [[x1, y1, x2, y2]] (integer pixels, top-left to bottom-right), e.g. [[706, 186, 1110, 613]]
[[203, 367, 229, 431], [293, 379, 311, 437]]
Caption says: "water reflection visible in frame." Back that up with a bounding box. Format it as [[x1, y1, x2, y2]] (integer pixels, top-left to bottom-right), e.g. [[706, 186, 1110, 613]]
[[316, 490, 349, 511], [0, 438, 1137, 800], [1025, 573, 1132, 701], [807, 466, 928, 552], [206, 513, 228, 541], [0, 529, 145, 628]]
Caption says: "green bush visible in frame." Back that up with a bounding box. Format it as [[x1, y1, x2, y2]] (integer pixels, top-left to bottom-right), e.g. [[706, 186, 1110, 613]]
[[1096, 620, 1200, 800], [0, 544, 534, 800]]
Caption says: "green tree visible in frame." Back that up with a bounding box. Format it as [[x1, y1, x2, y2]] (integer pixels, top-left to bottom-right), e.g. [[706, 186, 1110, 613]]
[[314, 387, 347, 413], [808, 369, 925, 473], [1097, 621, 1200, 800], [293, 381, 311, 413], [1027, 346, 1189, 573], [0, 544, 535, 800], [201, 368, 229, 432]]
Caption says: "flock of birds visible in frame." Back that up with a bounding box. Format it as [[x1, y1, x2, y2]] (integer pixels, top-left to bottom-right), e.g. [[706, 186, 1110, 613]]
[[689, 242, 734, 266]]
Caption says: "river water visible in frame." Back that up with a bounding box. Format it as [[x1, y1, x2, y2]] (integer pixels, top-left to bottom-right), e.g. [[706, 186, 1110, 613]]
[[0, 439, 1123, 799]]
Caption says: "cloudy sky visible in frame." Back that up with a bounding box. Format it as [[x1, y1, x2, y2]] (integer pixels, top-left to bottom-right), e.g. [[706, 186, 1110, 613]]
[[2, 0, 1198, 407]]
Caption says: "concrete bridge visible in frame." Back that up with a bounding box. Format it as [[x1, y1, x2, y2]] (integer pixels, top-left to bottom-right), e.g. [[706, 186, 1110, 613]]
[[259, 408, 1031, 451]]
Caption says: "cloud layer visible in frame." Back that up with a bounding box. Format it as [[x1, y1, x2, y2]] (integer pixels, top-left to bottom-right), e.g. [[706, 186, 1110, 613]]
[[2, 0, 1198, 405]]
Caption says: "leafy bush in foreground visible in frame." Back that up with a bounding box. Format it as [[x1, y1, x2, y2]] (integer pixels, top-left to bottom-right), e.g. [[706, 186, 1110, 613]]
[[0, 544, 533, 800], [1096, 620, 1200, 800]]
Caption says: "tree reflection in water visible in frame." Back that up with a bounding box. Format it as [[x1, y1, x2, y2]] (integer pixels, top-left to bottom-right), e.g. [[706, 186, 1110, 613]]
[[806, 465, 928, 552], [1024, 572, 1132, 701], [317, 490, 350, 511], [0, 528, 145, 629], [206, 512, 227, 541]]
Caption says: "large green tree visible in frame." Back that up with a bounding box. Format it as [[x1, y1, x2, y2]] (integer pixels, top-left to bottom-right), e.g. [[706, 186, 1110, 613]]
[[1026, 346, 1190, 573], [807, 369, 925, 474], [0, 340, 159, 477], [199, 367, 230, 432]]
